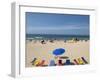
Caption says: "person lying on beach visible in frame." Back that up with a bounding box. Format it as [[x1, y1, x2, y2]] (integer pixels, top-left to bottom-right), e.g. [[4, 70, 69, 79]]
[[49, 40, 54, 43]]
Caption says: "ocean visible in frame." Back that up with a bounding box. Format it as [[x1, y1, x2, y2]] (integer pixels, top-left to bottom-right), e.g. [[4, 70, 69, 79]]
[[26, 34, 89, 40]]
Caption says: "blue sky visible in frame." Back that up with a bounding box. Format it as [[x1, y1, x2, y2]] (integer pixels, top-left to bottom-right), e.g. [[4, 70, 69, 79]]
[[26, 12, 89, 35]]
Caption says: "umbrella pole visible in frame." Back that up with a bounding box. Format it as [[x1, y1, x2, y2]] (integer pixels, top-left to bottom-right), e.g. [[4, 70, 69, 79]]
[[54, 56, 59, 66]]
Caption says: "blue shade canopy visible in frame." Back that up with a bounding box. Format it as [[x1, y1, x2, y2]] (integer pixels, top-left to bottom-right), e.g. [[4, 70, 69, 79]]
[[53, 48, 65, 56]]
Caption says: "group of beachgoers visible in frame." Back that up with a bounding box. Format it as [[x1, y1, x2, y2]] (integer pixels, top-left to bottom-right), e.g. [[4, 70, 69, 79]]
[[27, 38, 88, 44]]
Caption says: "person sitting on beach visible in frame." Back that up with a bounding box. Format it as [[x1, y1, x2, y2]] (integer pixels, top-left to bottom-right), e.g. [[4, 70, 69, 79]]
[[64, 40, 67, 43], [74, 38, 79, 41], [41, 40, 46, 44]]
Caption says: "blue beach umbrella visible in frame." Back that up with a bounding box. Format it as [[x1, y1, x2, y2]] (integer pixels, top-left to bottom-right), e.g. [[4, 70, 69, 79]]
[[53, 48, 65, 56]]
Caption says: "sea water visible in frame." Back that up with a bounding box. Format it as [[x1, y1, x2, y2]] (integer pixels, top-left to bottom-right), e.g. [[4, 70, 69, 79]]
[[26, 34, 90, 40], [26, 34, 89, 40]]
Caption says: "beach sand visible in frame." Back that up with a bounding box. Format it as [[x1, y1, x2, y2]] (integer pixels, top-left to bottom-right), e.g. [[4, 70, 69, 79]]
[[25, 40, 89, 67]]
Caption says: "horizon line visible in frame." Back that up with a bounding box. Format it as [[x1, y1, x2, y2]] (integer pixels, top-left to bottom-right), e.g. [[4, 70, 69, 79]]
[[26, 34, 89, 36]]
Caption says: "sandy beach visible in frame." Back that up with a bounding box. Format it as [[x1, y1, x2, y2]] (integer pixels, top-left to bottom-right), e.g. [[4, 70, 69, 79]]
[[25, 40, 89, 67]]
